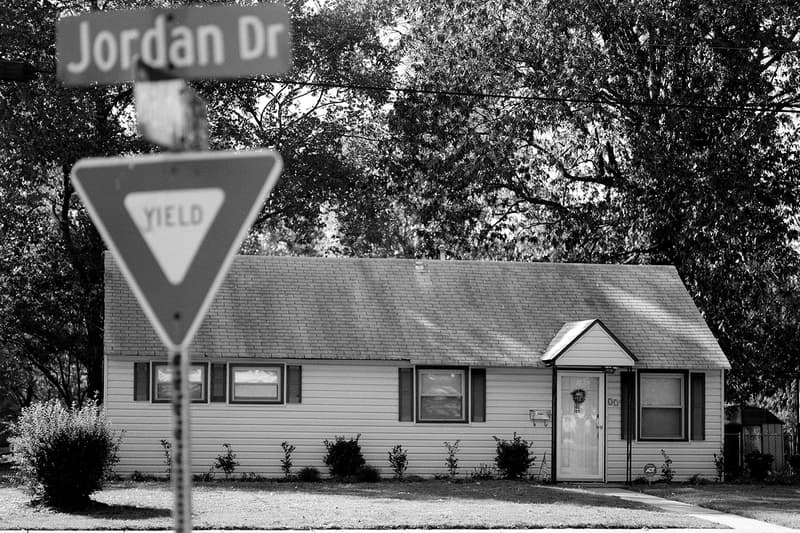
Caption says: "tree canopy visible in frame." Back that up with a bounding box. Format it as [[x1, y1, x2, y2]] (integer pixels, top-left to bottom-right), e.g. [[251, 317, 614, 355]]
[[0, 0, 399, 408], [378, 0, 800, 402], [1, 0, 798, 411]]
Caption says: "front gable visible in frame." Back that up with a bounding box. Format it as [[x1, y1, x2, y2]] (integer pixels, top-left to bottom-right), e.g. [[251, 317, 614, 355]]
[[541, 319, 637, 367]]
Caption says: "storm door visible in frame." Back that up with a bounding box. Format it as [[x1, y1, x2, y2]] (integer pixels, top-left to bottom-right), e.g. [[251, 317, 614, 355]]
[[556, 371, 605, 481]]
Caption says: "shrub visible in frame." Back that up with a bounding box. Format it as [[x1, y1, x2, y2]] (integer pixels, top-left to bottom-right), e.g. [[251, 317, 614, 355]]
[[323, 435, 365, 480], [768, 470, 796, 485], [357, 464, 381, 482], [160, 439, 172, 479], [493, 432, 535, 479], [388, 445, 408, 478], [9, 399, 120, 509], [470, 463, 495, 480], [194, 468, 214, 482], [214, 443, 239, 479], [239, 471, 264, 482], [688, 474, 710, 485], [443, 440, 460, 478], [713, 450, 724, 482], [297, 466, 321, 482], [788, 454, 800, 475], [660, 449, 674, 483], [744, 451, 773, 481], [281, 441, 295, 479]]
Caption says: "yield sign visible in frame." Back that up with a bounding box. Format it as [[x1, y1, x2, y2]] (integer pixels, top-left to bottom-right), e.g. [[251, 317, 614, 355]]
[[71, 150, 282, 351]]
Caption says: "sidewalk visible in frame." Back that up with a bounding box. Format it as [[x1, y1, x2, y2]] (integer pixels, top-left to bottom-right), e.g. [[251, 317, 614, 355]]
[[576, 487, 799, 532]]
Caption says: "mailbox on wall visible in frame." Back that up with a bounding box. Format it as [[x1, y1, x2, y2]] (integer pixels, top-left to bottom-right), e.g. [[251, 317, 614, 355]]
[[529, 409, 551, 427]]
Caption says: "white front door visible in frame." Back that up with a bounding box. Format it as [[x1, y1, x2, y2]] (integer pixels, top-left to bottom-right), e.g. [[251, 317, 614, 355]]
[[556, 371, 605, 481]]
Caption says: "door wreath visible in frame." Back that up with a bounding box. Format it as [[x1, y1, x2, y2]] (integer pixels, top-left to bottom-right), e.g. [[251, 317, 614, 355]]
[[570, 388, 586, 405]]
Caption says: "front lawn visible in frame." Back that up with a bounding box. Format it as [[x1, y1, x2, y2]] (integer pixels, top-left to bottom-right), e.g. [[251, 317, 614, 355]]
[[0, 479, 723, 530], [641, 483, 800, 530]]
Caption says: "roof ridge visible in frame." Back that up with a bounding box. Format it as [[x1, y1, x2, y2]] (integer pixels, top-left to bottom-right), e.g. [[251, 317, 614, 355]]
[[230, 254, 678, 269]]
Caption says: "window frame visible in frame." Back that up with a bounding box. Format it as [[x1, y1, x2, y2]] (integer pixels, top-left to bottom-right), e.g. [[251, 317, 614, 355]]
[[151, 362, 209, 404], [637, 371, 689, 441], [228, 363, 285, 405], [415, 366, 469, 423]]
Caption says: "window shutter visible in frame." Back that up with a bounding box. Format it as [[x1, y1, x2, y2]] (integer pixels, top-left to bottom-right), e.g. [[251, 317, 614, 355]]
[[620, 371, 635, 440], [287, 365, 302, 403], [398, 368, 413, 421], [210, 363, 227, 402], [470, 368, 486, 422], [691, 373, 705, 440], [134, 362, 150, 401]]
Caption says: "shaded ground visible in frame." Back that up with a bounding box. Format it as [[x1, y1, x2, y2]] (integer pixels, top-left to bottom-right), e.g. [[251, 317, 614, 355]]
[[0, 479, 724, 530], [640, 483, 800, 530]]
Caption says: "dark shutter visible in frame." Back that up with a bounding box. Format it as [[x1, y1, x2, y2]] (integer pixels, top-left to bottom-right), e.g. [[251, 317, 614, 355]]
[[470, 368, 486, 422], [211, 363, 227, 402], [287, 365, 302, 403], [620, 371, 635, 439], [398, 368, 414, 421], [134, 362, 150, 401], [691, 373, 706, 440]]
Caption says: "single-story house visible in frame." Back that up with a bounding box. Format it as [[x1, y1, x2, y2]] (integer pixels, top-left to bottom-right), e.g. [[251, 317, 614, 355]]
[[104, 254, 730, 482]]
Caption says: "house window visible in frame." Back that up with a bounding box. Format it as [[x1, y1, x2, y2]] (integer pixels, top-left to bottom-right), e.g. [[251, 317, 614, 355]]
[[639, 372, 686, 440], [417, 368, 467, 422], [230, 364, 283, 404], [152, 363, 208, 403]]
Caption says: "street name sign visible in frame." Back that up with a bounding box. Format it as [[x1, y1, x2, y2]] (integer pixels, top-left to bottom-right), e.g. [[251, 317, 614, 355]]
[[71, 150, 282, 350], [57, 3, 291, 85]]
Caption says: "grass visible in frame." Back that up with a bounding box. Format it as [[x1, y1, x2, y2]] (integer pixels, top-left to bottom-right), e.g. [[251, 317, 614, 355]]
[[0, 478, 724, 530], [641, 482, 800, 529]]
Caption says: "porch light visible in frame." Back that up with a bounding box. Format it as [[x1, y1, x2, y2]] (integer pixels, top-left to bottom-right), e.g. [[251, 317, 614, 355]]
[[603, 366, 618, 374]]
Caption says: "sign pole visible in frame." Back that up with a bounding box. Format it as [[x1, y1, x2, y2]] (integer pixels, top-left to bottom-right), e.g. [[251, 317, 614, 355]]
[[169, 335, 192, 533], [59, 8, 290, 533]]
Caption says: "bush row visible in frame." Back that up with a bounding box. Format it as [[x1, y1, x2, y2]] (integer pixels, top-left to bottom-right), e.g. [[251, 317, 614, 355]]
[[160, 432, 539, 482], [8, 399, 542, 509]]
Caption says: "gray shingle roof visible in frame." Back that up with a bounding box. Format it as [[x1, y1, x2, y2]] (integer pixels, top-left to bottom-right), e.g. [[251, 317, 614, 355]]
[[104, 254, 730, 369]]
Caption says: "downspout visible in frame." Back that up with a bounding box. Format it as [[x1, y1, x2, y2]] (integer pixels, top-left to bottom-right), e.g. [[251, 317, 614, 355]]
[[551, 367, 557, 483], [796, 379, 800, 456], [625, 370, 634, 486]]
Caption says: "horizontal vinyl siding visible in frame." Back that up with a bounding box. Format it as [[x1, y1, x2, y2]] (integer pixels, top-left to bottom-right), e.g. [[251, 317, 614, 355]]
[[556, 325, 633, 367], [106, 357, 553, 479], [606, 369, 723, 482]]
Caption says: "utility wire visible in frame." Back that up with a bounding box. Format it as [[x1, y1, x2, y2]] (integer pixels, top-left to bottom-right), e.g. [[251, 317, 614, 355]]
[[293, 21, 800, 53], [264, 77, 800, 114]]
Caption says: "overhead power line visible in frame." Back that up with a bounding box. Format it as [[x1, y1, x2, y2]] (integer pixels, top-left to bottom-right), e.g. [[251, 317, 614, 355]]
[[264, 77, 800, 114]]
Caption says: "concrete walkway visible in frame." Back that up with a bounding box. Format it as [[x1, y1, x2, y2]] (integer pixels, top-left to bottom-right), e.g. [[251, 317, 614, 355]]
[[578, 487, 799, 532]]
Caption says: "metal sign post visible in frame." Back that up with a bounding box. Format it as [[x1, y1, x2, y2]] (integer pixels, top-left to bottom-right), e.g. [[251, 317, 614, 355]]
[[170, 341, 192, 533], [72, 149, 281, 533], [59, 6, 291, 532]]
